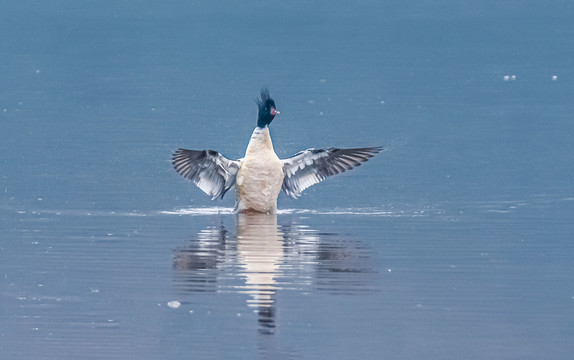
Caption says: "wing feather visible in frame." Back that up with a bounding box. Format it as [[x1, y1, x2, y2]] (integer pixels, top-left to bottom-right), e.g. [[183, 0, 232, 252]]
[[172, 148, 240, 200], [281, 146, 382, 198]]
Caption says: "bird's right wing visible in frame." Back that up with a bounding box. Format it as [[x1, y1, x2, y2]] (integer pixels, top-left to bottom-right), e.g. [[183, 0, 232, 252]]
[[281, 146, 382, 198], [172, 148, 240, 199]]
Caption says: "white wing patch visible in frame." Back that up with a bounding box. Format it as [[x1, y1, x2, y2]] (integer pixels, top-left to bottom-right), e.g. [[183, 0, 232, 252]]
[[172, 148, 240, 200], [281, 147, 382, 198]]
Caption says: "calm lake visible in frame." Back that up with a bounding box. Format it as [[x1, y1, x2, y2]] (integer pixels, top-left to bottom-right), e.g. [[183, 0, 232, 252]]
[[1, 1, 573, 359]]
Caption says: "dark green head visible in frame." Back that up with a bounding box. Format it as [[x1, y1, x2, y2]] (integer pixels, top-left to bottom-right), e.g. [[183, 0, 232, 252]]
[[256, 89, 279, 128]]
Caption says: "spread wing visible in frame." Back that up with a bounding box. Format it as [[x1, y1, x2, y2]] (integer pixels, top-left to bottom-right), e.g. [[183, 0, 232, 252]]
[[281, 146, 382, 199], [172, 148, 241, 200]]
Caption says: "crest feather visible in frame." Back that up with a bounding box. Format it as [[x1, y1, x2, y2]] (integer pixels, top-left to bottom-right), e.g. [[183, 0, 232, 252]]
[[257, 88, 270, 106]]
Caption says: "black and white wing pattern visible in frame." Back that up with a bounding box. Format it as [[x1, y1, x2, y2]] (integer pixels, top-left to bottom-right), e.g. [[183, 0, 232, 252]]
[[281, 146, 382, 199], [172, 148, 241, 200]]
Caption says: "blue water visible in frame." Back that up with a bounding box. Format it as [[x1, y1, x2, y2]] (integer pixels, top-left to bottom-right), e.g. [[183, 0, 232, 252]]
[[2, 1, 574, 359]]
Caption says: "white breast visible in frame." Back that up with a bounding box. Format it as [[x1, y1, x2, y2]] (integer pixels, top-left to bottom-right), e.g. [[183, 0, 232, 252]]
[[236, 127, 284, 213]]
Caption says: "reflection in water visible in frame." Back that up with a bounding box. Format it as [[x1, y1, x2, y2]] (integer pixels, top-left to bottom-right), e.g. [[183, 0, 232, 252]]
[[173, 224, 230, 293], [236, 214, 283, 334], [172, 213, 375, 335]]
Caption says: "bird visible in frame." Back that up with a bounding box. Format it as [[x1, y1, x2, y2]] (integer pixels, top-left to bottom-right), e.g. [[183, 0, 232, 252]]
[[172, 89, 382, 214]]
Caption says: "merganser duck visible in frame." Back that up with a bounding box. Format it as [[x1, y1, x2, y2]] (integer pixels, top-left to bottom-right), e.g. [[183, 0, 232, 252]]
[[172, 89, 382, 214]]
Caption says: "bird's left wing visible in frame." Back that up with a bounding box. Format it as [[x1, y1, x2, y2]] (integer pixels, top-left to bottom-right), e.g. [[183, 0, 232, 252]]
[[281, 146, 382, 199], [172, 148, 240, 200]]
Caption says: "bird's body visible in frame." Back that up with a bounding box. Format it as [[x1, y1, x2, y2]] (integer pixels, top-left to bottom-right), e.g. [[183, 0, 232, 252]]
[[236, 127, 284, 213], [172, 89, 382, 214]]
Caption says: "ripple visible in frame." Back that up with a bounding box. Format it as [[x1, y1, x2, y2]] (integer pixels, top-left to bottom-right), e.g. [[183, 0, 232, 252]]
[[161, 206, 441, 217], [160, 207, 234, 216]]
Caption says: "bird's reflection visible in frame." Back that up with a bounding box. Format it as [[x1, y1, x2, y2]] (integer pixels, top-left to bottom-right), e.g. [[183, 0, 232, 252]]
[[172, 212, 375, 336], [236, 214, 283, 334]]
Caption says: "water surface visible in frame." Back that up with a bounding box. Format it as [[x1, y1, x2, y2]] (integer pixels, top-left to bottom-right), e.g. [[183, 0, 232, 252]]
[[1, 0, 574, 359]]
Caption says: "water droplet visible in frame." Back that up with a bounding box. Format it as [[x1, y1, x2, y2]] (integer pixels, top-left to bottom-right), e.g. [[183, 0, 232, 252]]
[[167, 300, 181, 309]]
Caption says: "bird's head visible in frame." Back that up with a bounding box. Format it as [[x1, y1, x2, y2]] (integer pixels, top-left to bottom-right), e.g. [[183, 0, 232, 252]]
[[256, 88, 279, 128]]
